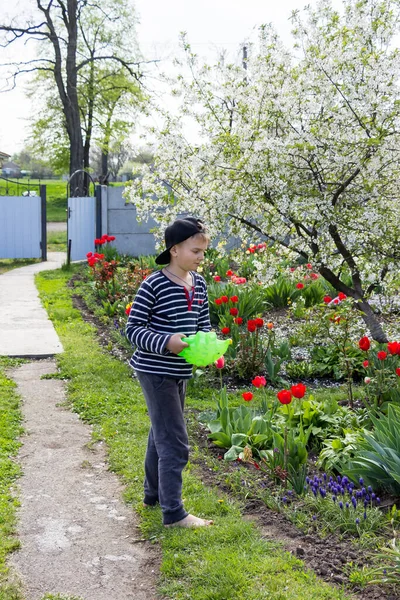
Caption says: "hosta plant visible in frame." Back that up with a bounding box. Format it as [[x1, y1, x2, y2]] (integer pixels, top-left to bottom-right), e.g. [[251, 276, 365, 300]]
[[317, 430, 364, 473], [206, 387, 275, 460]]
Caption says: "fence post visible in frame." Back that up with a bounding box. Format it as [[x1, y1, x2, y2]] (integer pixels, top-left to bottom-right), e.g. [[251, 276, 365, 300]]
[[95, 185, 102, 239], [40, 184, 47, 261]]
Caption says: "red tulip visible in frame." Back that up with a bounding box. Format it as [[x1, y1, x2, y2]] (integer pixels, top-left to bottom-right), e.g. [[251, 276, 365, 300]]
[[306, 263, 312, 269], [215, 298, 223, 306], [362, 360, 369, 368], [230, 295, 239, 303], [290, 383, 306, 399], [242, 392, 253, 402], [387, 341, 400, 355], [230, 308, 239, 316], [358, 337, 370, 351], [377, 351, 387, 361], [221, 295, 229, 303], [277, 390, 292, 405], [252, 376, 267, 388], [296, 282, 304, 289], [221, 327, 230, 335], [226, 270, 234, 276], [323, 296, 332, 304], [247, 320, 256, 332], [396, 368, 400, 377], [213, 275, 221, 282], [234, 317, 243, 325], [215, 356, 225, 369], [338, 292, 347, 300], [255, 318, 264, 328]]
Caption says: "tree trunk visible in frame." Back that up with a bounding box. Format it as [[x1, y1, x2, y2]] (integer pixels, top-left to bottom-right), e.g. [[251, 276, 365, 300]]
[[83, 57, 95, 195], [40, 0, 84, 195], [101, 150, 109, 184], [316, 265, 388, 342], [356, 300, 388, 343]]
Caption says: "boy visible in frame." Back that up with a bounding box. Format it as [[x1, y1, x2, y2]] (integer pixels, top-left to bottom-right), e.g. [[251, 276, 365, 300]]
[[126, 217, 214, 527]]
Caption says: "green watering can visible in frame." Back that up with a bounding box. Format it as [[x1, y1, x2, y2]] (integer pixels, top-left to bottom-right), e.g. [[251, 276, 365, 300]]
[[178, 331, 232, 367]]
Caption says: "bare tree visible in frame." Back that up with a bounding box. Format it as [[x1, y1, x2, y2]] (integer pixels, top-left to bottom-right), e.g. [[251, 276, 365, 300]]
[[0, 0, 150, 195]]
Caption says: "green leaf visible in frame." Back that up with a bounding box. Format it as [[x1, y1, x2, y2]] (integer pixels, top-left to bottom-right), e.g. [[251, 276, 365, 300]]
[[224, 445, 244, 461], [207, 420, 222, 434], [251, 434, 270, 448], [231, 433, 248, 446], [208, 432, 232, 448]]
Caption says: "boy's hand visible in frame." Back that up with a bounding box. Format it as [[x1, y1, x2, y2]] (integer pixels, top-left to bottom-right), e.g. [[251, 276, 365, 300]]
[[166, 333, 189, 354]]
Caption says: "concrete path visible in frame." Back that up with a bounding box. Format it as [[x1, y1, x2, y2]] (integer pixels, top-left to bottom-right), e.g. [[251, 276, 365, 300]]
[[47, 222, 67, 233], [0, 253, 65, 358], [8, 360, 157, 600], [2, 257, 158, 598]]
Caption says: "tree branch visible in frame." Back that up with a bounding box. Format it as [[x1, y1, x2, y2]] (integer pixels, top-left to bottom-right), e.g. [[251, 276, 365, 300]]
[[227, 212, 309, 259], [0, 23, 50, 45], [328, 223, 363, 294], [76, 55, 160, 80]]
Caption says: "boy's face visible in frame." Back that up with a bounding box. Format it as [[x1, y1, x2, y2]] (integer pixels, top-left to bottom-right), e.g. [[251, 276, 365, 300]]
[[170, 234, 209, 271]]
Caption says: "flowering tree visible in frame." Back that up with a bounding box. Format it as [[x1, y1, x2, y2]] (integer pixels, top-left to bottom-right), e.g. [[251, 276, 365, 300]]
[[124, 0, 400, 342]]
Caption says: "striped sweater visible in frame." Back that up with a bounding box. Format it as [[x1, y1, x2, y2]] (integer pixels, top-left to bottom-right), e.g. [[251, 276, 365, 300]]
[[126, 270, 211, 378]]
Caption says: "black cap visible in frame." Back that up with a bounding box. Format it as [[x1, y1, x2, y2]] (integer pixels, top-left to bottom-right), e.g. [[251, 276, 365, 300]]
[[155, 217, 206, 265]]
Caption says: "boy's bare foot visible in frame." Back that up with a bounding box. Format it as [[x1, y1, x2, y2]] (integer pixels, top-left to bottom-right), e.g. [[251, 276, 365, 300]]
[[165, 514, 214, 528]]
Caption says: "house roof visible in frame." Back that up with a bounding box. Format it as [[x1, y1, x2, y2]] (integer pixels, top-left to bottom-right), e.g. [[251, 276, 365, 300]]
[[0, 151, 11, 160], [2, 161, 20, 169]]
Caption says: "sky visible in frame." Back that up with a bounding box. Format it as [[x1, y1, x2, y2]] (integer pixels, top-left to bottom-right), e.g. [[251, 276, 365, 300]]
[[0, 0, 327, 156]]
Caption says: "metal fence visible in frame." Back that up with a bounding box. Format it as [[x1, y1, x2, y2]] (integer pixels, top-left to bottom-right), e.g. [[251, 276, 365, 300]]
[[0, 177, 47, 260], [0, 176, 42, 197]]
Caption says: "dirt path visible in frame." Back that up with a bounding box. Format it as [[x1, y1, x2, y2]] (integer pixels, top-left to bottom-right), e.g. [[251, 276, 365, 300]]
[[8, 359, 159, 600]]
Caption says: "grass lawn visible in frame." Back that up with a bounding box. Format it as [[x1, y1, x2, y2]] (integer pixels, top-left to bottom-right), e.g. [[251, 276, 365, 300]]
[[47, 231, 67, 253], [31, 264, 352, 600], [0, 259, 41, 275], [0, 358, 24, 599], [47, 196, 67, 222]]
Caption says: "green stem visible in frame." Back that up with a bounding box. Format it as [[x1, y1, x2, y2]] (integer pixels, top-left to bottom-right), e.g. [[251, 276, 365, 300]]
[[284, 426, 288, 490]]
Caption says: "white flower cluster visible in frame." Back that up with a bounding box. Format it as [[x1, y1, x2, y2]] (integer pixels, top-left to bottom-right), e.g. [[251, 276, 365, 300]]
[[123, 0, 400, 314]]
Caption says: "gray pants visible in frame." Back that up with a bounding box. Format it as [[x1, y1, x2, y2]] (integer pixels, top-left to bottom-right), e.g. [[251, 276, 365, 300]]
[[136, 371, 189, 525]]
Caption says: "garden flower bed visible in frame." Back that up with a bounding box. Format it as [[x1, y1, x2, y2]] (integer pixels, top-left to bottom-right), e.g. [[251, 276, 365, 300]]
[[66, 238, 400, 598]]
